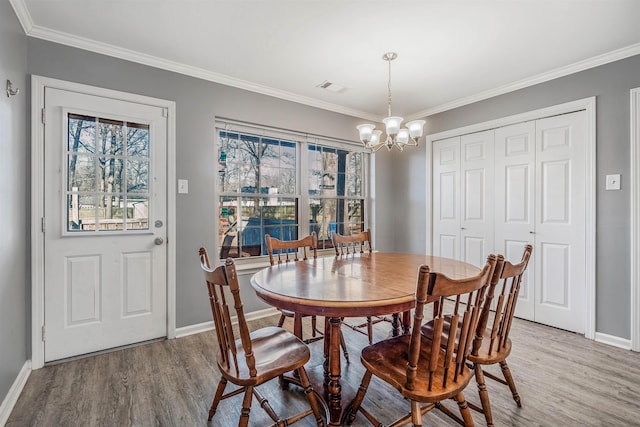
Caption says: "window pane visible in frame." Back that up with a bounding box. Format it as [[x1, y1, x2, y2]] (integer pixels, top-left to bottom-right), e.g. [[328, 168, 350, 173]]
[[126, 123, 150, 157], [98, 157, 124, 193], [98, 119, 124, 157], [68, 194, 96, 231], [97, 193, 125, 231], [126, 159, 149, 193], [126, 197, 149, 230], [68, 154, 95, 191], [68, 114, 96, 154], [218, 133, 239, 193]]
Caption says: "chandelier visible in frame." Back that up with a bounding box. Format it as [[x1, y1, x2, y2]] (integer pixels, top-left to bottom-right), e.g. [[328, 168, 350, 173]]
[[356, 52, 426, 152]]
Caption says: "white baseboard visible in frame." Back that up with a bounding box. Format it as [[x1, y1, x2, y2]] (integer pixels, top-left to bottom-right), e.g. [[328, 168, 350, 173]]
[[174, 307, 279, 338], [595, 332, 632, 350], [0, 360, 31, 426]]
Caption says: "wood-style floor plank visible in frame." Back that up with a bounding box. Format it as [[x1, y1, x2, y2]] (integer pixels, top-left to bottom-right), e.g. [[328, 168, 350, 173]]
[[7, 315, 640, 426]]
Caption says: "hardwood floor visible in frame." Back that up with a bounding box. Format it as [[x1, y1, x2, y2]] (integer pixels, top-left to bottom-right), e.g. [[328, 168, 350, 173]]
[[7, 314, 640, 426]]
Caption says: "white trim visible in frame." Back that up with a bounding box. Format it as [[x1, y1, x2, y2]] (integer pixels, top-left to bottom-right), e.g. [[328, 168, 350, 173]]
[[30, 76, 177, 368], [9, 0, 640, 122], [595, 332, 632, 351], [0, 361, 31, 426], [408, 42, 640, 120], [175, 307, 279, 338], [631, 87, 640, 352], [425, 96, 597, 340]]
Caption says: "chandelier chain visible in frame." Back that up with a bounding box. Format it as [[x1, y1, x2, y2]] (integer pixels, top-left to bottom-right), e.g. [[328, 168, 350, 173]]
[[387, 57, 393, 117]]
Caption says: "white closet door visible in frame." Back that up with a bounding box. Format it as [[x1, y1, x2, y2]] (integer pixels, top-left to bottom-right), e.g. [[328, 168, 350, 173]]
[[494, 122, 536, 321], [433, 137, 460, 259], [460, 131, 494, 267], [534, 111, 587, 333]]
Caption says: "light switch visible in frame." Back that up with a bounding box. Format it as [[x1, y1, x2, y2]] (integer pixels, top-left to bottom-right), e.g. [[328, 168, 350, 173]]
[[178, 179, 189, 194], [605, 174, 620, 191]]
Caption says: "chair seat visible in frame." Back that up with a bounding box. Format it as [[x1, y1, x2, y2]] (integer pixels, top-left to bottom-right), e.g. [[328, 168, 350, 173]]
[[360, 334, 474, 403], [217, 326, 310, 386]]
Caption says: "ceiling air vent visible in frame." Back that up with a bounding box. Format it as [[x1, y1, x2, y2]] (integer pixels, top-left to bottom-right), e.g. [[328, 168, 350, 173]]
[[317, 80, 346, 93]]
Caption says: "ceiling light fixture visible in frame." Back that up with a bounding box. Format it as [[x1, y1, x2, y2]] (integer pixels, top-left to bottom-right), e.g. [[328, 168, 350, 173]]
[[356, 52, 425, 152]]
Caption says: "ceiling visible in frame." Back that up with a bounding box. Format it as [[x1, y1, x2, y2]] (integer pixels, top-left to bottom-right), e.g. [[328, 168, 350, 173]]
[[10, 0, 640, 121]]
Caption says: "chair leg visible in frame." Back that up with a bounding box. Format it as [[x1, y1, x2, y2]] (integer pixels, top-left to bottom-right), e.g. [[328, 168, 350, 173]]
[[345, 370, 373, 425], [339, 328, 350, 363], [366, 316, 373, 345], [297, 366, 325, 425], [311, 315, 318, 338], [499, 360, 522, 407], [410, 400, 423, 427], [474, 364, 494, 427], [453, 392, 475, 426], [208, 377, 228, 421], [239, 385, 254, 427]]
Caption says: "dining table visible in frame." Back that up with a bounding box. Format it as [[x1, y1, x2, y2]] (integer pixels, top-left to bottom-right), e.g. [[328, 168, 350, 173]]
[[250, 251, 480, 426]]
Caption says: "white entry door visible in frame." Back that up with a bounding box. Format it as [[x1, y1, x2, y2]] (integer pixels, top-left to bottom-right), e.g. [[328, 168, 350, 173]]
[[43, 87, 168, 362]]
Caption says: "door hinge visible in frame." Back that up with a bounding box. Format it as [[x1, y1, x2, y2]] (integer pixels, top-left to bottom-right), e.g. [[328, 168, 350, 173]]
[[41, 325, 46, 341], [162, 108, 168, 118], [41, 108, 46, 124], [41, 217, 45, 233]]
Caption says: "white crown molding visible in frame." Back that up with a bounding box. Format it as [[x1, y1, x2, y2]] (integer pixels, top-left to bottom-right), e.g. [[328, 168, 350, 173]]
[[8, 0, 33, 33], [10, 0, 377, 122], [409, 42, 640, 120], [10, 0, 640, 124]]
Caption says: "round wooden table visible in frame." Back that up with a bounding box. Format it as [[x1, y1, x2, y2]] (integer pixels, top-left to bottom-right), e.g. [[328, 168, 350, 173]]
[[250, 252, 480, 426]]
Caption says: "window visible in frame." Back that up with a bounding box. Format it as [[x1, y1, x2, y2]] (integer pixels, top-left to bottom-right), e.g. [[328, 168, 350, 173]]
[[216, 120, 368, 260], [66, 113, 151, 233]]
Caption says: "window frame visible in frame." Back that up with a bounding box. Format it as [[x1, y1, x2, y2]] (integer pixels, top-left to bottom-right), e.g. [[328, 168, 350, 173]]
[[215, 119, 370, 268]]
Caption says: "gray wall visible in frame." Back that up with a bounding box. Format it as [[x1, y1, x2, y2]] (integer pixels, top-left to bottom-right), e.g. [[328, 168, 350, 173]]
[[383, 54, 640, 339], [0, 0, 29, 404], [27, 38, 364, 329]]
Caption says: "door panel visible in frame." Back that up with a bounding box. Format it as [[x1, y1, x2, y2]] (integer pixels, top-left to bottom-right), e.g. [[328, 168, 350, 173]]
[[460, 131, 494, 267], [44, 87, 167, 362], [433, 137, 460, 258], [534, 111, 586, 333], [495, 121, 536, 320]]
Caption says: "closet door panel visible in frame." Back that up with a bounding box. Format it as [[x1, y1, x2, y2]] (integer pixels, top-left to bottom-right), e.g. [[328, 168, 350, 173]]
[[495, 121, 536, 321], [534, 111, 586, 333], [433, 137, 461, 258], [460, 131, 494, 267]]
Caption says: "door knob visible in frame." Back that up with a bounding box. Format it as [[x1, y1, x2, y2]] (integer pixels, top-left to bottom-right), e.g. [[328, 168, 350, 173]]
[[154, 237, 164, 245]]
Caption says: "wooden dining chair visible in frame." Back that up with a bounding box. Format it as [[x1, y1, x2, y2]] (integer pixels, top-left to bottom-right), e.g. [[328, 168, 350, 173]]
[[332, 229, 400, 344], [344, 254, 497, 427], [265, 232, 322, 341], [265, 232, 349, 362], [465, 244, 533, 426], [198, 248, 326, 426]]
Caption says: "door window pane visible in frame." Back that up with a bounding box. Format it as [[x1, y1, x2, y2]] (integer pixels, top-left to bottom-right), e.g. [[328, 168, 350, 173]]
[[66, 113, 150, 232]]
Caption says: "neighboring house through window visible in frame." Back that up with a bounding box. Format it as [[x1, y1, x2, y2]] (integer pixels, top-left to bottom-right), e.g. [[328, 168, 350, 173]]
[[216, 119, 369, 260]]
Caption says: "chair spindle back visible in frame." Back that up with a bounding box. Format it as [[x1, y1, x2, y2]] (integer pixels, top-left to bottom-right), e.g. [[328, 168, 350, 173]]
[[199, 249, 256, 377], [265, 232, 317, 265], [331, 229, 372, 256], [476, 245, 532, 357], [407, 254, 497, 392]]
